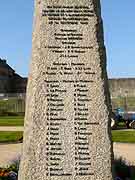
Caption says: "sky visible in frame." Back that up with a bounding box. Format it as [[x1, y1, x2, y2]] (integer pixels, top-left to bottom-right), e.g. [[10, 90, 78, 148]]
[[0, 1, 135, 78]]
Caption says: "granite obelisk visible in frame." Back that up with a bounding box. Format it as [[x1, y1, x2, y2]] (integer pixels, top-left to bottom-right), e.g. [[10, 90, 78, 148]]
[[19, 0, 113, 179]]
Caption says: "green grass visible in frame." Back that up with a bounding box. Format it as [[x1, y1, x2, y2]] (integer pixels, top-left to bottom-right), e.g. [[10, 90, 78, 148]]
[[0, 116, 24, 126], [0, 98, 18, 103], [112, 130, 135, 143], [0, 130, 134, 144], [0, 131, 23, 143]]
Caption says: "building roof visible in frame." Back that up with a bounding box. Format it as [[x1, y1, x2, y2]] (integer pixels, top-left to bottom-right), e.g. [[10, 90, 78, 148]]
[[0, 58, 15, 72]]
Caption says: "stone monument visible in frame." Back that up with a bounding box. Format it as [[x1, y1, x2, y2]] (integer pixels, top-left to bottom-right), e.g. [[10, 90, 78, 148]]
[[19, 0, 113, 179]]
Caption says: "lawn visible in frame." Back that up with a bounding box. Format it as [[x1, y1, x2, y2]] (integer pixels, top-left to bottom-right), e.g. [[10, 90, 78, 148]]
[[0, 131, 23, 143], [0, 116, 24, 126], [112, 130, 135, 143], [0, 116, 135, 143]]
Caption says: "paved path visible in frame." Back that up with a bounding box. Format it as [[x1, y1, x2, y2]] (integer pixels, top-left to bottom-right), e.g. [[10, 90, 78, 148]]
[[114, 143, 135, 165], [0, 143, 135, 166], [114, 129, 135, 131], [0, 126, 24, 132], [0, 143, 22, 166]]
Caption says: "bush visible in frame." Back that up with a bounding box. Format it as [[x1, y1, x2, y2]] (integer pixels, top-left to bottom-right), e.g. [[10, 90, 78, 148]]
[[0, 157, 135, 179], [8, 158, 20, 174], [0, 177, 8, 180], [0, 157, 20, 180], [113, 157, 135, 179]]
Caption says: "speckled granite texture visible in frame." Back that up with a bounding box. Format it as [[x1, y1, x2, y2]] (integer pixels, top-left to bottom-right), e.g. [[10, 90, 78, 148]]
[[19, 0, 113, 179]]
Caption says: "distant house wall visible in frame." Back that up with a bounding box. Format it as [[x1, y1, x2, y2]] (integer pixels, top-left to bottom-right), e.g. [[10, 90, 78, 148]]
[[8, 78, 135, 98], [0, 76, 9, 93], [1, 58, 135, 98], [11, 75, 27, 93], [109, 78, 135, 98]]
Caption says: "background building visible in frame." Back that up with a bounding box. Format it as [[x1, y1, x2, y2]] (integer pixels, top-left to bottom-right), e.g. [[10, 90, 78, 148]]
[[109, 78, 135, 98], [0, 58, 135, 111], [0, 58, 27, 95]]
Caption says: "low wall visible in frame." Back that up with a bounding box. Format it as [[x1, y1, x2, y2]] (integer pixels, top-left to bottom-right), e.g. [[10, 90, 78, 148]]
[[1, 78, 135, 112]]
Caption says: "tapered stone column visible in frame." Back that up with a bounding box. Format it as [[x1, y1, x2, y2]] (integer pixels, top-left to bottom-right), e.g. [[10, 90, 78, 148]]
[[19, 0, 113, 179]]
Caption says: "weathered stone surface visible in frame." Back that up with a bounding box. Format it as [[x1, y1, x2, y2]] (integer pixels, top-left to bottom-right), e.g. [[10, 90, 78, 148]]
[[19, 0, 113, 179]]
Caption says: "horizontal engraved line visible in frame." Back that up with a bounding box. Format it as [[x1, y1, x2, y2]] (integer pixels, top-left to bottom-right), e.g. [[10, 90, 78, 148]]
[[79, 162, 91, 165], [49, 118, 66, 121], [77, 173, 94, 176], [46, 6, 91, 9], [47, 152, 65, 156], [50, 173, 72, 176], [86, 122, 99, 125], [50, 168, 63, 171], [44, 80, 59, 83], [78, 132, 92, 135]]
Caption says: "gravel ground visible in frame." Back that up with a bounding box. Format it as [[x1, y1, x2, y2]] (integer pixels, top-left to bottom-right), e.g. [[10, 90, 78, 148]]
[[0, 143, 134, 166]]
